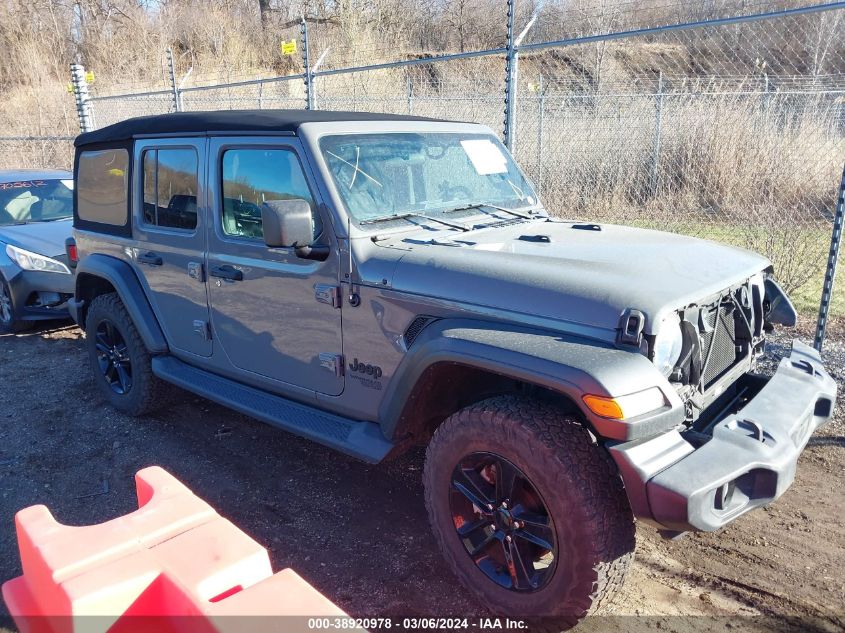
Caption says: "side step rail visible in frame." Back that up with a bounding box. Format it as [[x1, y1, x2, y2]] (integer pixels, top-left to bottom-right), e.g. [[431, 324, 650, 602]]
[[152, 356, 394, 463]]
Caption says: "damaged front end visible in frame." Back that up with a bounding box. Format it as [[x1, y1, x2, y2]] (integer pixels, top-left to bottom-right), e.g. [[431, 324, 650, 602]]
[[610, 274, 835, 533], [655, 273, 797, 427]]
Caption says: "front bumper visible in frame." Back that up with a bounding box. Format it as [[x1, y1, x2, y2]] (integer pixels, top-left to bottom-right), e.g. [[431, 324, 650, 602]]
[[610, 340, 836, 532], [6, 268, 74, 321]]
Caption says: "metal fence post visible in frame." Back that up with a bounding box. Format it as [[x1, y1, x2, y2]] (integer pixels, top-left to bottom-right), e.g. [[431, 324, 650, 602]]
[[407, 75, 414, 115], [301, 18, 313, 110], [814, 163, 845, 352], [537, 74, 545, 196], [503, 0, 516, 149], [166, 48, 181, 112], [70, 64, 94, 133], [651, 71, 664, 196], [504, 5, 538, 154]]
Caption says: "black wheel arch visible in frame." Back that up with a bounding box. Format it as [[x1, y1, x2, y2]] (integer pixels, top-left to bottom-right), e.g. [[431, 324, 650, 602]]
[[381, 317, 683, 446], [74, 254, 168, 354], [386, 360, 585, 448]]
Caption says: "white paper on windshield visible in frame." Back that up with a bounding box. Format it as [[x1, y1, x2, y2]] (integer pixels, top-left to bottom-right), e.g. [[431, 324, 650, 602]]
[[460, 139, 508, 175]]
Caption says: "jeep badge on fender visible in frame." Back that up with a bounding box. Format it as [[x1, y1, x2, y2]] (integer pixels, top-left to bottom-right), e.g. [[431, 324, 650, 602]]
[[68, 110, 835, 629], [348, 358, 383, 379]]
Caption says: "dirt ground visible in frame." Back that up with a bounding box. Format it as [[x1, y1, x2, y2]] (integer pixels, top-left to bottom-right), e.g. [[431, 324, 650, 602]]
[[0, 321, 843, 632]]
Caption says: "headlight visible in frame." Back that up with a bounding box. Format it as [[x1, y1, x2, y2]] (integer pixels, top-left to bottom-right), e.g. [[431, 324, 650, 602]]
[[5, 244, 71, 274], [652, 312, 683, 376]]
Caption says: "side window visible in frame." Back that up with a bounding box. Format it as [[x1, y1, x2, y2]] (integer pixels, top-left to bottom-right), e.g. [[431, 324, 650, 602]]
[[221, 148, 319, 241], [77, 148, 129, 226], [141, 148, 199, 230]]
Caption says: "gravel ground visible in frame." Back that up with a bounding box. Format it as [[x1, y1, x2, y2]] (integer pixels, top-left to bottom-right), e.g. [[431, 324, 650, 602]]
[[0, 320, 843, 632]]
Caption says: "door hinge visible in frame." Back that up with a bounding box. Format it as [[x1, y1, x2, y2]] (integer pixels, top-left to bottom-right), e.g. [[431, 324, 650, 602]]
[[188, 261, 204, 282], [193, 320, 211, 341], [319, 353, 344, 377], [314, 284, 341, 308]]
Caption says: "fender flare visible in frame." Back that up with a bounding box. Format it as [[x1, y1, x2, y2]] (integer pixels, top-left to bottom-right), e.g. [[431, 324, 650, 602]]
[[73, 254, 168, 354], [379, 318, 684, 442]]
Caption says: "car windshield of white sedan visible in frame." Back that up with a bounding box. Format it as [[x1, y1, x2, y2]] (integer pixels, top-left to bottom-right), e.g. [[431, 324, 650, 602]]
[[320, 133, 538, 225], [0, 179, 73, 226]]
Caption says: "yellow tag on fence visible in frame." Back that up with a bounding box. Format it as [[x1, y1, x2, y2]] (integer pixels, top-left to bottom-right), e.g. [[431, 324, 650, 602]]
[[85, 71, 96, 83], [280, 39, 297, 55]]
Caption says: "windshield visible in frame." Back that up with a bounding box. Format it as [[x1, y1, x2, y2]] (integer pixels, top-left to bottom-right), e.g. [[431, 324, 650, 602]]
[[0, 178, 73, 226], [320, 132, 538, 225]]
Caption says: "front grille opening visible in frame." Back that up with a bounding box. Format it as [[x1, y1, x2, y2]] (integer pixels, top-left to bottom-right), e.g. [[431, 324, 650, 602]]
[[700, 304, 740, 390]]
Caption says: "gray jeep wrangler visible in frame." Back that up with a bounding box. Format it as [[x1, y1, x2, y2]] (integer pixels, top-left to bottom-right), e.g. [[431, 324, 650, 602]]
[[68, 110, 836, 624]]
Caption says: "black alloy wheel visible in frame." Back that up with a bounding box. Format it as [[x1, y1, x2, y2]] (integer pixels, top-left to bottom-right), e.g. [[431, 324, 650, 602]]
[[94, 319, 133, 394], [449, 451, 557, 592]]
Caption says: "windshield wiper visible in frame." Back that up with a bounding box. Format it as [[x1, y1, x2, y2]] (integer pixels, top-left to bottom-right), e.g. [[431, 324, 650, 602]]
[[359, 212, 469, 231], [442, 202, 533, 219]]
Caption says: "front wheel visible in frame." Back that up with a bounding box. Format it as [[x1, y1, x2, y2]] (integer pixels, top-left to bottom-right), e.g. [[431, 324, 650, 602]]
[[0, 277, 33, 334], [423, 396, 635, 628]]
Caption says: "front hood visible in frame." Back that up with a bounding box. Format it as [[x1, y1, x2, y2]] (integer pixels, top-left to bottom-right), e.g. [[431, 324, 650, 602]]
[[0, 219, 72, 258], [381, 219, 770, 335]]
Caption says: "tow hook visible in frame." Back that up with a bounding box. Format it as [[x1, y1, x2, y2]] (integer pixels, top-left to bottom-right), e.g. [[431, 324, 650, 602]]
[[792, 359, 817, 377], [743, 419, 765, 443]]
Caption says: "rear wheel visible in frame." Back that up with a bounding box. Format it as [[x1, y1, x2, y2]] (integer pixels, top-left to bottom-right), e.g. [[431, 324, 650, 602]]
[[0, 277, 32, 334], [85, 293, 164, 416], [423, 395, 635, 629]]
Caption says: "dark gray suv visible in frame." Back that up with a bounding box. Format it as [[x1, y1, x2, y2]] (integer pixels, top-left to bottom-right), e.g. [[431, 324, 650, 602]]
[[68, 110, 836, 625]]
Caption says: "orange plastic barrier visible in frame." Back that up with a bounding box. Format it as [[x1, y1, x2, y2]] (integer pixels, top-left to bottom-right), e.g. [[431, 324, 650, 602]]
[[2, 467, 348, 633]]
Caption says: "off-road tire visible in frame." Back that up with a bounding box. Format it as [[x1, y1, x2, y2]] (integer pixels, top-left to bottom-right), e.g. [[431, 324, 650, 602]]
[[85, 292, 165, 416], [424, 395, 635, 629]]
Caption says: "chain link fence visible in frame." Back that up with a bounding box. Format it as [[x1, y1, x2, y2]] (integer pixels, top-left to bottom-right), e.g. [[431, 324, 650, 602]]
[[63, 0, 845, 342], [512, 12, 845, 306], [0, 137, 74, 171]]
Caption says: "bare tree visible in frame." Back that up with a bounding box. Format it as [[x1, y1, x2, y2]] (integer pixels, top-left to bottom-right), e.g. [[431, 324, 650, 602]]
[[807, 10, 843, 80]]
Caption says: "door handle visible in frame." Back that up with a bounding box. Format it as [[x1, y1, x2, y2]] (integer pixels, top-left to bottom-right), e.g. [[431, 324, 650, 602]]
[[137, 251, 163, 266], [209, 264, 243, 282]]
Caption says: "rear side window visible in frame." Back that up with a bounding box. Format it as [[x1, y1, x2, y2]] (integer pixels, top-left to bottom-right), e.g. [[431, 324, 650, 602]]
[[77, 148, 129, 226], [221, 148, 318, 241], [142, 148, 199, 230]]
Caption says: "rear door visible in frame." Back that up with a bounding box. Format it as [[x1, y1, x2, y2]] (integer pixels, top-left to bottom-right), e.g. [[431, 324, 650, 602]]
[[205, 136, 344, 396], [131, 138, 211, 357]]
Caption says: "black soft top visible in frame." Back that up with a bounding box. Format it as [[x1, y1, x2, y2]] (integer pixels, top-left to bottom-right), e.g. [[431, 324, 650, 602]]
[[74, 109, 449, 147]]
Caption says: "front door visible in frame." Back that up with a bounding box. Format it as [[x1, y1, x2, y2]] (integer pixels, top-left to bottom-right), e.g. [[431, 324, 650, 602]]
[[205, 137, 344, 396], [132, 139, 211, 357]]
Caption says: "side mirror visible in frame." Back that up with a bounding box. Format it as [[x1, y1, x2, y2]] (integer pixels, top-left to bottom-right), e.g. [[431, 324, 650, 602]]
[[261, 199, 314, 248]]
